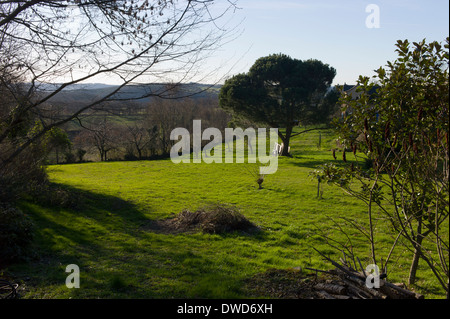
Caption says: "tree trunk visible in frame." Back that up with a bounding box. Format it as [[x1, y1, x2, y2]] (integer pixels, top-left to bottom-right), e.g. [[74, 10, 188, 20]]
[[408, 219, 424, 285], [368, 180, 378, 265], [408, 243, 422, 285], [280, 125, 293, 157]]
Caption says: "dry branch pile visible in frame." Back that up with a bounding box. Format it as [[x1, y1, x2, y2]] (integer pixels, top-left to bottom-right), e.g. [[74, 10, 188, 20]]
[[306, 251, 424, 299], [306, 267, 424, 299], [245, 249, 425, 299], [145, 204, 260, 235]]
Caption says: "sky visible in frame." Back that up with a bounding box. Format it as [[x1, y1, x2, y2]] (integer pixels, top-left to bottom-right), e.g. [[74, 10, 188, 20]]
[[205, 0, 449, 86]]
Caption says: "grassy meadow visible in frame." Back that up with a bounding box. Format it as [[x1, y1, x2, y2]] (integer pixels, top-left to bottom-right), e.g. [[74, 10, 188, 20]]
[[4, 128, 447, 298]]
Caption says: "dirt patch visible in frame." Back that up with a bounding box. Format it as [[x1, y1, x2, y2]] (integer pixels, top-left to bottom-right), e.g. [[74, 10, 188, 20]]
[[243, 268, 321, 299], [144, 204, 260, 235]]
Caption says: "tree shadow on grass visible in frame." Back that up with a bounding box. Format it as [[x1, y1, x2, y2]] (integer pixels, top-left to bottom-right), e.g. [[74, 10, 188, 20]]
[[7, 183, 270, 298], [289, 155, 353, 170], [22, 182, 151, 239], [7, 184, 158, 296]]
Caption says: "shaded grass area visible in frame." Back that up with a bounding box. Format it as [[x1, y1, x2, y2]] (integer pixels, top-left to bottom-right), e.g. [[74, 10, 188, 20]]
[[3, 128, 446, 298]]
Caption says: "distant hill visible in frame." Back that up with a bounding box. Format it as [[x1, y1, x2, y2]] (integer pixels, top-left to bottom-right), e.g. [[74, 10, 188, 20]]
[[34, 82, 221, 105]]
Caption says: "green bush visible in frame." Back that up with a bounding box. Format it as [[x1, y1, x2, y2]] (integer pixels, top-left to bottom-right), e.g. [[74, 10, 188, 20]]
[[0, 203, 35, 265], [30, 183, 81, 209]]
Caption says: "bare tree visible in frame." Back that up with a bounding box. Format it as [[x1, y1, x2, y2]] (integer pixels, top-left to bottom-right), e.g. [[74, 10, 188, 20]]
[[84, 116, 119, 161], [124, 121, 150, 159], [144, 95, 230, 156], [146, 98, 184, 155], [0, 0, 239, 170]]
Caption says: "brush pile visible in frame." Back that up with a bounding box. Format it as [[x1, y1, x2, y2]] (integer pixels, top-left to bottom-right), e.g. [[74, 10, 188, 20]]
[[148, 203, 260, 235], [305, 251, 424, 299]]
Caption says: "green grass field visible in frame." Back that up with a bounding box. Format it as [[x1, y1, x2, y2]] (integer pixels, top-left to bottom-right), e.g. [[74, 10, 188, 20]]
[[5, 128, 447, 298]]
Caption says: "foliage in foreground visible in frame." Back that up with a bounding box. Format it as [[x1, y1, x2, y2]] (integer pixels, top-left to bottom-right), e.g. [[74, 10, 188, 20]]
[[314, 38, 449, 297], [0, 203, 35, 265]]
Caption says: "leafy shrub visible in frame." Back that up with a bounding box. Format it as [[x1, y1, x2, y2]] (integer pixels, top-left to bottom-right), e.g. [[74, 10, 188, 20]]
[[0, 203, 35, 265], [0, 155, 48, 203], [30, 183, 81, 209], [124, 153, 138, 161], [64, 152, 76, 164], [363, 158, 373, 170]]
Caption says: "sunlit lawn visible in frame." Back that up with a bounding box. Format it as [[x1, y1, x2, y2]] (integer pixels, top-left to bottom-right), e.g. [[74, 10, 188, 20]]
[[6, 128, 446, 298]]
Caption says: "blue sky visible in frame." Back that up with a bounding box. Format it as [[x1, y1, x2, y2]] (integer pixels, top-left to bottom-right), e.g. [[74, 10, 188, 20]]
[[209, 0, 449, 85]]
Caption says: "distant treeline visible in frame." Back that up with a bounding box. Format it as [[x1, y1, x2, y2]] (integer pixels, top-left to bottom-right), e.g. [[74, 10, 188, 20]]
[[50, 97, 231, 163]]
